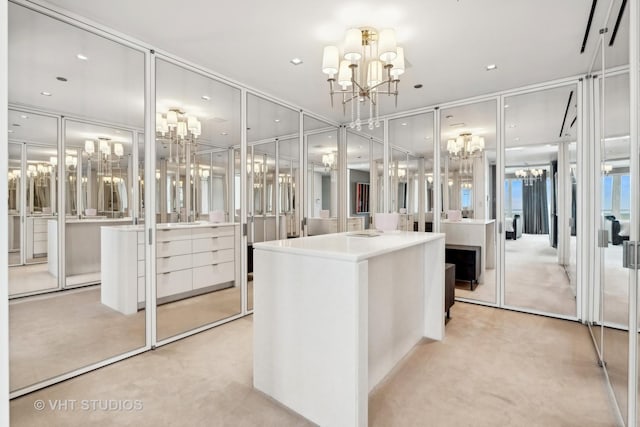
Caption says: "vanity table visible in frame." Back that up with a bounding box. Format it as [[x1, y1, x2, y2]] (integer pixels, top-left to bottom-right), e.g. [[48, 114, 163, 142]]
[[253, 231, 445, 427]]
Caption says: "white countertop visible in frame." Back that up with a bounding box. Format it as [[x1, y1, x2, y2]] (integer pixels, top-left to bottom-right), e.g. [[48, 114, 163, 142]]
[[441, 219, 495, 225], [101, 221, 238, 232], [64, 218, 133, 224], [254, 231, 445, 262]]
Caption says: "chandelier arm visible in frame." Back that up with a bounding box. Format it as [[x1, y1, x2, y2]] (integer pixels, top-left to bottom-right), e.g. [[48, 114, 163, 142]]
[[341, 93, 359, 104], [328, 78, 335, 108]]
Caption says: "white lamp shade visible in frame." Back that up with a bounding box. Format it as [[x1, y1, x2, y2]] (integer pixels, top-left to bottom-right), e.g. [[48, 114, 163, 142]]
[[378, 29, 397, 62], [155, 113, 163, 132], [84, 140, 95, 154], [50, 156, 57, 166], [99, 140, 110, 155], [160, 118, 168, 134], [114, 143, 124, 157], [322, 46, 340, 76], [390, 47, 405, 78], [337, 60, 353, 88], [187, 116, 198, 132], [344, 28, 363, 61], [367, 60, 383, 86], [194, 121, 202, 137], [177, 122, 187, 139], [166, 110, 178, 127]]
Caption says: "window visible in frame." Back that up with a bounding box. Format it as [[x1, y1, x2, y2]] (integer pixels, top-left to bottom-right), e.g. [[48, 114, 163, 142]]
[[505, 178, 523, 216], [602, 175, 613, 213]]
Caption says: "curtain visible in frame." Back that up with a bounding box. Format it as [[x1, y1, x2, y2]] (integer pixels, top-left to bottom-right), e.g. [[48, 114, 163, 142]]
[[522, 171, 549, 234]]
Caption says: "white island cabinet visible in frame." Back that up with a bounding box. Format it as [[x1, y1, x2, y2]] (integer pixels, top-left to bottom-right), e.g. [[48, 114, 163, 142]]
[[253, 231, 445, 427], [101, 222, 239, 315]]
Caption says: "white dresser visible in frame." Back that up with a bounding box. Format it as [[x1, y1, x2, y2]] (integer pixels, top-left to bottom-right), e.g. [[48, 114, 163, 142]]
[[26, 216, 55, 260], [101, 222, 239, 315]]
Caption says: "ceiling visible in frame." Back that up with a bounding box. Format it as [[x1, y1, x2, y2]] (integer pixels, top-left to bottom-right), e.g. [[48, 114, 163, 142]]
[[7, 0, 632, 167]]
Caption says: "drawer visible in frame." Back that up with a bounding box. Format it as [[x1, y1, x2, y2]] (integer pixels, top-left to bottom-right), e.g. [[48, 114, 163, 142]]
[[137, 260, 145, 277], [156, 269, 192, 298], [156, 254, 192, 274], [156, 228, 191, 242], [156, 239, 191, 257], [137, 244, 144, 261], [137, 231, 145, 244], [192, 235, 234, 253], [137, 276, 145, 302], [33, 241, 47, 255], [34, 223, 48, 233], [192, 249, 234, 268], [191, 226, 235, 239], [33, 232, 48, 242], [192, 262, 235, 289]]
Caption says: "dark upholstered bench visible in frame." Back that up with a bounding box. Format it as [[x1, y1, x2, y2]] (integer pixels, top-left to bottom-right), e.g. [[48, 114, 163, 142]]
[[445, 263, 455, 321], [445, 245, 481, 290]]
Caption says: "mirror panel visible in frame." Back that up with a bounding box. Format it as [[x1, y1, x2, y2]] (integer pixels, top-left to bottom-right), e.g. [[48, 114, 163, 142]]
[[155, 58, 242, 340], [440, 100, 497, 304], [8, 2, 146, 393], [503, 84, 578, 317]]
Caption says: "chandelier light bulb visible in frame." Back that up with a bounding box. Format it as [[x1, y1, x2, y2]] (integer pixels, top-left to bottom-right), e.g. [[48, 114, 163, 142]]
[[177, 122, 188, 139], [100, 140, 110, 155], [114, 143, 124, 157]]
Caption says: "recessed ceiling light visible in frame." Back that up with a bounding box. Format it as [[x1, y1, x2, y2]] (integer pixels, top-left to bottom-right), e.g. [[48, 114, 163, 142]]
[[504, 104, 510, 108], [201, 95, 211, 101], [508, 124, 516, 128], [56, 76, 68, 82], [76, 53, 88, 61], [514, 137, 520, 141], [20, 115, 28, 119], [274, 119, 280, 123], [290, 58, 303, 65], [328, 135, 332, 138], [221, 132, 228, 136], [414, 84, 423, 89], [486, 64, 497, 71], [8, 130, 14, 133], [401, 122, 408, 126], [445, 115, 453, 119], [425, 136, 432, 140], [40, 91, 52, 96]]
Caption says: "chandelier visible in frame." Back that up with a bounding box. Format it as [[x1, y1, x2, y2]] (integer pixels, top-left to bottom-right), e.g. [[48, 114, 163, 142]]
[[322, 27, 405, 131], [515, 167, 544, 186], [156, 108, 202, 163], [84, 137, 123, 177], [447, 132, 485, 176], [322, 152, 336, 171]]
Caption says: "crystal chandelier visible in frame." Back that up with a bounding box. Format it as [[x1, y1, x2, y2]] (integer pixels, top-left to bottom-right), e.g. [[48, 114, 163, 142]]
[[322, 152, 336, 171], [84, 137, 123, 177], [515, 167, 543, 186], [322, 27, 405, 131], [156, 108, 202, 163], [447, 132, 485, 176]]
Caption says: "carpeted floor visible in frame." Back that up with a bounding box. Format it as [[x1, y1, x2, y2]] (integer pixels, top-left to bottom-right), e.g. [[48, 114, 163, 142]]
[[9, 303, 617, 427]]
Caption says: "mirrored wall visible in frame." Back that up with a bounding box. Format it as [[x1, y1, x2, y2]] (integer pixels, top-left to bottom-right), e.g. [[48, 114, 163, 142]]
[[439, 100, 498, 305], [8, 2, 146, 393], [304, 115, 341, 235], [503, 84, 579, 318], [154, 58, 242, 341]]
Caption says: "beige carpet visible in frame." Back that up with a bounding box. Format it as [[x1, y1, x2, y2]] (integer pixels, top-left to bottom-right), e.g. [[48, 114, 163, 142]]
[[455, 234, 577, 317], [9, 263, 58, 296], [10, 285, 242, 392], [10, 303, 616, 427]]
